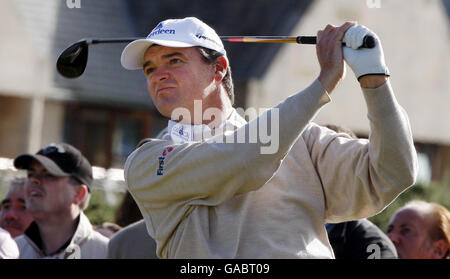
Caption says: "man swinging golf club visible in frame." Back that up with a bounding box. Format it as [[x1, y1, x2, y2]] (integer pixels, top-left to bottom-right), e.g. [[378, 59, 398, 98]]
[[121, 17, 417, 258]]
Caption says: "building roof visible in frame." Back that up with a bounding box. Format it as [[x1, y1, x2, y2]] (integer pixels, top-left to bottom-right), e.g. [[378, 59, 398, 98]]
[[8, 0, 313, 108], [443, 0, 450, 18], [52, 0, 151, 108], [125, 0, 314, 80]]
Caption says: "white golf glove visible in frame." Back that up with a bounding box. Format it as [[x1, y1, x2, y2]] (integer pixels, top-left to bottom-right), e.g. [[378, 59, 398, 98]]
[[343, 25, 390, 80]]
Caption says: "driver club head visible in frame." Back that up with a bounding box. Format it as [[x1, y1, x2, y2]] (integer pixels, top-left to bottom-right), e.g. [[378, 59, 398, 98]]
[[56, 40, 89, 78]]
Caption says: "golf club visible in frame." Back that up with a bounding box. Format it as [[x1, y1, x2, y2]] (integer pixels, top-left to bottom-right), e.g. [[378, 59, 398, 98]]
[[56, 35, 375, 78]]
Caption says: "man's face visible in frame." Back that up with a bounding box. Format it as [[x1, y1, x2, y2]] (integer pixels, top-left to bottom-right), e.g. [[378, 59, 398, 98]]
[[143, 46, 216, 119], [387, 208, 434, 259], [24, 160, 77, 218], [0, 185, 34, 238]]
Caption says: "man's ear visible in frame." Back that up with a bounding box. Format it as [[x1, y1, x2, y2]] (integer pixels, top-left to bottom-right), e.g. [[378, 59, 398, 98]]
[[214, 56, 228, 82], [73, 184, 88, 206], [431, 239, 449, 259]]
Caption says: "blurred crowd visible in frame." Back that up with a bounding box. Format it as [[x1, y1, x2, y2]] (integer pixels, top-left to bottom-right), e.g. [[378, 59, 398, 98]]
[[0, 129, 449, 259]]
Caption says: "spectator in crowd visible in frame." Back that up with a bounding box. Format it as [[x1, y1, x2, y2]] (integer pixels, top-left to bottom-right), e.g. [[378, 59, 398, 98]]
[[0, 177, 34, 238], [326, 219, 397, 259], [0, 227, 19, 259], [108, 191, 158, 259], [323, 124, 397, 259], [387, 200, 450, 259], [108, 219, 158, 259], [13, 143, 109, 258], [114, 190, 143, 227], [95, 222, 122, 239]]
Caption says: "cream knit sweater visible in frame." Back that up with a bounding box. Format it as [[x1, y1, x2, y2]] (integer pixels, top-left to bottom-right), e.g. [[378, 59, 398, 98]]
[[125, 79, 417, 258]]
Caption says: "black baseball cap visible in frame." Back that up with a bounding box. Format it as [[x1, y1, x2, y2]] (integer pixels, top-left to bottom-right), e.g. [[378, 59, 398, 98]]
[[13, 143, 93, 191]]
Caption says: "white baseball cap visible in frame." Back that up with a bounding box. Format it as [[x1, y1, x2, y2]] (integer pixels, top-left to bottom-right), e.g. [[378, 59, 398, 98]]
[[121, 17, 227, 70]]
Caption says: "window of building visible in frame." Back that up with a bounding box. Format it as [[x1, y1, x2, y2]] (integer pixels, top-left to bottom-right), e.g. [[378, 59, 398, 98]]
[[64, 104, 155, 169]]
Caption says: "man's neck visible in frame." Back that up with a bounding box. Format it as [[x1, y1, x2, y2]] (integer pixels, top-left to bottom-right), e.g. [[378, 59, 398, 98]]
[[203, 104, 234, 129], [182, 89, 234, 128], [35, 209, 80, 256]]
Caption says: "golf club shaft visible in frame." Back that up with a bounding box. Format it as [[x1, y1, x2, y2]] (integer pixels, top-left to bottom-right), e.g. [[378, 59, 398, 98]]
[[220, 36, 316, 44], [85, 35, 374, 48], [86, 38, 141, 45], [57, 35, 374, 78], [84, 36, 313, 45], [221, 35, 375, 48]]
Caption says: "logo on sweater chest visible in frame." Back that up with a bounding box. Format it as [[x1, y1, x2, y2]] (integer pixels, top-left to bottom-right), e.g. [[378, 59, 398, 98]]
[[157, 146, 173, 175]]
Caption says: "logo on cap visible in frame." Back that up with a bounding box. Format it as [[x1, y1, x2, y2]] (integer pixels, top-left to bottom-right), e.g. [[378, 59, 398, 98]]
[[40, 143, 66, 155], [148, 22, 175, 38], [195, 33, 222, 48]]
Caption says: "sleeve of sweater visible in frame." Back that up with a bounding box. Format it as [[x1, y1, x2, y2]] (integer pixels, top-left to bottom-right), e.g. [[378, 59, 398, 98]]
[[124, 78, 329, 239], [302, 80, 418, 223]]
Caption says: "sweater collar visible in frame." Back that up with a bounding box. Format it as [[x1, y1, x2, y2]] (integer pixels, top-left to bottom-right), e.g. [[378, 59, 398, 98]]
[[167, 109, 247, 143]]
